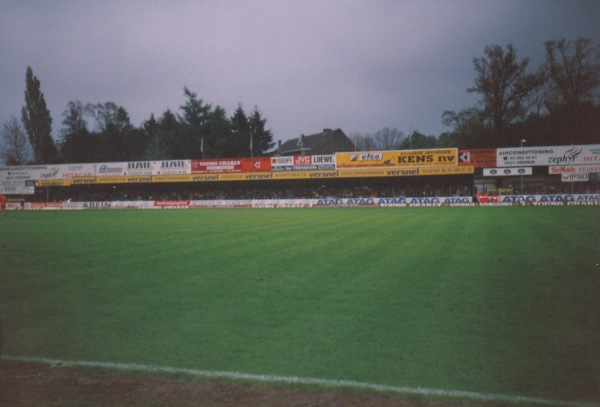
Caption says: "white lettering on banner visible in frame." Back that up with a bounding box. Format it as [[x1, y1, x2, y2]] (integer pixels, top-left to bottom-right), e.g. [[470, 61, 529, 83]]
[[272, 157, 293, 165], [313, 155, 334, 163]]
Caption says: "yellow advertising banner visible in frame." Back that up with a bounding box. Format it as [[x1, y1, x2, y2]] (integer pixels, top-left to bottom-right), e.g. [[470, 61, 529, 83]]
[[71, 177, 97, 184], [36, 179, 72, 187], [419, 165, 473, 175], [337, 149, 458, 168], [95, 176, 152, 184], [383, 166, 474, 177], [191, 174, 220, 182], [219, 173, 246, 181], [338, 169, 386, 178], [152, 174, 192, 183], [272, 171, 311, 180]]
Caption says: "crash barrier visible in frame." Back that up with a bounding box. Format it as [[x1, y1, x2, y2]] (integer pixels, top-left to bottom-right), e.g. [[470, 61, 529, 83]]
[[9, 194, 600, 210]]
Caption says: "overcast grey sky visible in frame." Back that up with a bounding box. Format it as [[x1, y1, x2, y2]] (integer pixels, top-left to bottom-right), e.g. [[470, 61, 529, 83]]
[[1, 0, 599, 144]]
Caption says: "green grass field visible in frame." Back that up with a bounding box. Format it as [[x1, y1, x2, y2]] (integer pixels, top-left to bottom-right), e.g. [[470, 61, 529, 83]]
[[1, 207, 599, 405]]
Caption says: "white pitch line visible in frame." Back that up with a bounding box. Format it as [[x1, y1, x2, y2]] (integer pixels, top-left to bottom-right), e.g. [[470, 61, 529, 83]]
[[2, 355, 597, 407]]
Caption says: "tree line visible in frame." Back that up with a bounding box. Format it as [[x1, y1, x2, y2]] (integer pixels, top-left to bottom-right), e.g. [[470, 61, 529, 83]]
[[355, 38, 600, 150], [2, 37, 599, 165], [3, 76, 275, 165]]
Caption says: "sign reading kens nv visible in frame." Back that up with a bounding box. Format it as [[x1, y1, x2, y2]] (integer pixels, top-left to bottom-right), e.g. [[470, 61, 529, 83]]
[[336, 149, 458, 168]]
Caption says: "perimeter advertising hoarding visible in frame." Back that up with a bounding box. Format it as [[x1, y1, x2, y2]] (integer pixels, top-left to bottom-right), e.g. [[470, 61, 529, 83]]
[[562, 173, 589, 182], [458, 149, 497, 167], [192, 157, 271, 173], [336, 149, 458, 168], [483, 167, 532, 176], [496, 144, 600, 167], [0, 164, 96, 181], [36, 179, 73, 187], [0, 180, 35, 194], [384, 166, 474, 177], [96, 161, 154, 177], [549, 165, 600, 174], [152, 174, 193, 182], [95, 176, 152, 184], [271, 155, 336, 171], [153, 160, 191, 175]]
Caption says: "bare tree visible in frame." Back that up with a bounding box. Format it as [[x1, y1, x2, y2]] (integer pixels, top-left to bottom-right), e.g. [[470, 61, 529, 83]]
[[350, 128, 404, 151], [1, 116, 32, 165], [544, 38, 600, 109], [469, 44, 545, 133]]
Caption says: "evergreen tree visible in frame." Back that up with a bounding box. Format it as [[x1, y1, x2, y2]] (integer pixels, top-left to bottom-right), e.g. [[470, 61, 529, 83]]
[[227, 104, 251, 157], [206, 106, 231, 158], [248, 106, 274, 157], [21, 66, 57, 163], [59, 101, 94, 163], [178, 87, 211, 158]]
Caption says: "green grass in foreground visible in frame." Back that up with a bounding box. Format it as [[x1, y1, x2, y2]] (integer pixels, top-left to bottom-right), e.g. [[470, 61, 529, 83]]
[[1, 207, 599, 404]]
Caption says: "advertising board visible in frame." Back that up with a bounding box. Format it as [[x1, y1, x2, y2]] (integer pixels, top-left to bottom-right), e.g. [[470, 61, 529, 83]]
[[152, 174, 192, 182], [95, 176, 153, 184], [192, 157, 271, 173], [336, 149, 458, 168], [549, 165, 600, 174], [0, 164, 95, 181], [497, 144, 600, 167], [483, 167, 532, 176], [96, 161, 155, 177], [271, 155, 335, 171], [0, 180, 35, 194], [153, 160, 191, 175], [383, 166, 473, 177], [561, 173, 589, 182], [458, 149, 497, 167]]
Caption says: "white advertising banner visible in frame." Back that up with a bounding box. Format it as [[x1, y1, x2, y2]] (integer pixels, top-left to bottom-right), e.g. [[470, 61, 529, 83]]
[[271, 155, 335, 171], [96, 161, 156, 177], [497, 144, 600, 167], [549, 165, 600, 174], [0, 164, 95, 181], [561, 173, 589, 182], [0, 180, 35, 194], [152, 160, 191, 175], [483, 167, 532, 176]]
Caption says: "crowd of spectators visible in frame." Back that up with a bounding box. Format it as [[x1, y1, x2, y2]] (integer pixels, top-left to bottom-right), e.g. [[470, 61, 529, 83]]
[[31, 177, 477, 202], [26, 176, 600, 203]]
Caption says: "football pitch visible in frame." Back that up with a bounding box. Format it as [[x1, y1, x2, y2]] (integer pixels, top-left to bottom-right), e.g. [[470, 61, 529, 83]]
[[1, 207, 599, 405]]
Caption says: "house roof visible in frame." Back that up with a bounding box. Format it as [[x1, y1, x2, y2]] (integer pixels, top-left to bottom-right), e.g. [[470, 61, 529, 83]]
[[277, 128, 355, 156]]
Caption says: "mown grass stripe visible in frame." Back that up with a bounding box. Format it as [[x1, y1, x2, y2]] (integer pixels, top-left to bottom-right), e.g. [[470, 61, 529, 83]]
[[3, 355, 597, 407]]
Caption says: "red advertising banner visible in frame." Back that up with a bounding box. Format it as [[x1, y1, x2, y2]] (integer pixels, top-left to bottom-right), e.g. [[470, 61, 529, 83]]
[[458, 149, 497, 168], [192, 157, 271, 173]]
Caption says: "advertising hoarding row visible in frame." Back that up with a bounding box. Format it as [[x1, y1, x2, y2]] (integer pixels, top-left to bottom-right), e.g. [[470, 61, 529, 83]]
[[2, 144, 599, 193], [15, 193, 600, 210]]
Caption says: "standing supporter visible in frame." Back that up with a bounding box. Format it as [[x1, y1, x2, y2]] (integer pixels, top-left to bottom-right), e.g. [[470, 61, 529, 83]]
[[0, 194, 7, 216]]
